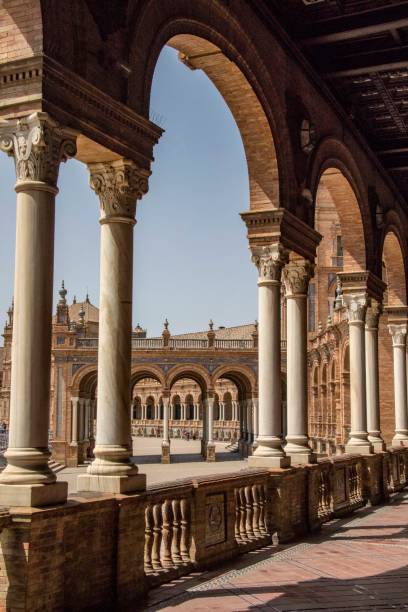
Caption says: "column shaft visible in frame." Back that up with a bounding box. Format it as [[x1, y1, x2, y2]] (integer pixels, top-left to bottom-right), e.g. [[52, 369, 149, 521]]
[[389, 324, 408, 447], [0, 113, 76, 506], [249, 244, 289, 468], [365, 303, 385, 451], [344, 293, 373, 455], [79, 159, 149, 493]]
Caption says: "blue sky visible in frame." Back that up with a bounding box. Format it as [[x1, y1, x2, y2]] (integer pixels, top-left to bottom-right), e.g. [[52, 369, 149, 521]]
[[0, 47, 256, 337]]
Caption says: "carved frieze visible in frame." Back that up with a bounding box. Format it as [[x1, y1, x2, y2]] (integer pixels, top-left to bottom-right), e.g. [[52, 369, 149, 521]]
[[0, 112, 76, 186]]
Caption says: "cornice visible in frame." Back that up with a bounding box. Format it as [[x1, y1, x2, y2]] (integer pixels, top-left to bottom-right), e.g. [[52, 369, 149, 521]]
[[338, 271, 386, 302], [241, 208, 322, 262]]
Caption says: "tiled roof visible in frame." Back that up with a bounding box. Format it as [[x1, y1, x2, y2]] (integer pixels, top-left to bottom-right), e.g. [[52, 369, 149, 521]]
[[171, 323, 256, 340]]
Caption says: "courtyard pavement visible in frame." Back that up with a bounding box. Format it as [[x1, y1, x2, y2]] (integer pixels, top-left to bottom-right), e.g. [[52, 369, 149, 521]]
[[143, 491, 408, 611], [58, 438, 248, 493]]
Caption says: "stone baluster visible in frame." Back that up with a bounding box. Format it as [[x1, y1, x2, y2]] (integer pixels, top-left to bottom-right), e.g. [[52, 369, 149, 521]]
[[389, 319, 408, 447], [259, 484, 268, 536], [343, 293, 373, 454], [366, 301, 385, 451], [239, 487, 247, 541], [161, 499, 173, 568], [171, 499, 182, 567], [144, 504, 154, 574], [252, 484, 261, 538], [180, 498, 190, 563], [79, 160, 149, 493], [0, 112, 76, 506], [249, 244, 290, 468], [283, 258, 316, 464], [234, 489, 241, 543], [151, 503, 163, 571], [244, 485, 255, 540]]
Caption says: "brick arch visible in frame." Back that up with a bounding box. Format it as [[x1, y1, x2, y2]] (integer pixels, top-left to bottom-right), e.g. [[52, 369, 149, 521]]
[[127, 1, 296, 211], [308, 138, 374, 273], [70, 365, 98, 396], [211, 364, 256, 399], [130, 365, 165, 390], [166, 364, 211, 395], [381, 229, 407, 307]]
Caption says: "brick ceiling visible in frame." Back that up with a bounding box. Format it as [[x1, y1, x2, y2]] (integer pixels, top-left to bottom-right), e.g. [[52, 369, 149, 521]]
[[259, 0, 408, 202]]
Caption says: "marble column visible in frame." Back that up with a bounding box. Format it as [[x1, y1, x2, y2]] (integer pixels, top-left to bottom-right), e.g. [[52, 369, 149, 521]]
[[71, 398, 79, 444], [181, 403, 186, 421], [252, 398, 259, 449], [205, 396, 215, 461], [0, 113, 76, 506], [343, 293, 373, 454], [366, 302, 385, 451], [161, 396, 170, 463], [389, 323, 408, 447], [249, 244, 290, 467], [282, 258, 315, 463], [78, 160, 149, 494]]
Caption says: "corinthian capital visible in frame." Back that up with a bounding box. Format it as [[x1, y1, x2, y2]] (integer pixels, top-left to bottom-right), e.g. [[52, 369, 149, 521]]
[[0, 112, 77, 187], [282, 258, 314, 296], [251, 243, 289, 283], [388, 324, 407, 347], [365, 300, 382, 329], [343, 292, 368, 324], [88, 159, 149, 222]]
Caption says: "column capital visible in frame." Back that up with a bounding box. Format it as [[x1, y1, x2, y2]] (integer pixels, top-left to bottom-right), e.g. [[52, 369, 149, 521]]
[[282, 258, 314, 297], [343, 292, 369, 324], [251, 243, 289, 284], [365, 299, 383, 330], [388, 323, 407, 347], [0, 112, 77, 188], [88, 159, 150, 224]]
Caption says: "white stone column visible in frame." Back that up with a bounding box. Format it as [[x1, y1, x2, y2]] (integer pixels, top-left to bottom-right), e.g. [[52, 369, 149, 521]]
[[161, 396, 170, 463], [248, 244, 289, 468], [0, 113, 76, 506], [252, 398, 259, 447], [343, 293, 373, 454], [78, 398, 85, 441], [79, 160, 149, 494], [205, 396, 215, 461], [389, 323, 408, 447], [281, 258, 315, 464], [71, 397, 79, 444], [365, 302, 385, 451]]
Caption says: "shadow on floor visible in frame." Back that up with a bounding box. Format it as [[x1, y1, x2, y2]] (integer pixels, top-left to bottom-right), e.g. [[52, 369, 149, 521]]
[[143, 492, 408, 611]]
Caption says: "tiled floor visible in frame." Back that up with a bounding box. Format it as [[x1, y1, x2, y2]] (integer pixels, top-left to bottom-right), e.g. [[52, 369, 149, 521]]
[[143, 492, 408, 611]]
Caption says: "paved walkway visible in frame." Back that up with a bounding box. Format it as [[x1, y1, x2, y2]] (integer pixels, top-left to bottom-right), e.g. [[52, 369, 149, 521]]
[[144, 491, 408, 611]]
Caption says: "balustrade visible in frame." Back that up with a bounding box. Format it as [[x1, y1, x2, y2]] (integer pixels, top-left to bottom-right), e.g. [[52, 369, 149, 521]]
[[144, 487, 192, 580]]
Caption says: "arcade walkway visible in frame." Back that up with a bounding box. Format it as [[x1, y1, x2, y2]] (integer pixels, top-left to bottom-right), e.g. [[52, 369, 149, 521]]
[[145, 491, 408, 611]]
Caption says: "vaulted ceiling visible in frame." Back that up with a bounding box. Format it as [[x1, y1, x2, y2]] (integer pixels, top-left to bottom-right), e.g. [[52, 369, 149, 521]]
[[263, 0, 408, 202]]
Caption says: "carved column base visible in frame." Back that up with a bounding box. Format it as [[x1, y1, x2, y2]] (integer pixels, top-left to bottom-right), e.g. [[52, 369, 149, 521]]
[[161, 441, 171, 464], [368, 432, 386, 452], [77, 473, 146, 494], [345, 442, 373, 455], [0, 481, 67, 507], [285, 436, 316, 465], [205, 443, 216, 462], [392, 432, 408, 448], [248, 454, 290, 468]]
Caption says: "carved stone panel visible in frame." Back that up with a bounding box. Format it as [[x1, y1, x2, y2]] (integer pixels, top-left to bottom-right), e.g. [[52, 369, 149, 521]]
[[205, 493, 226, 546]]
